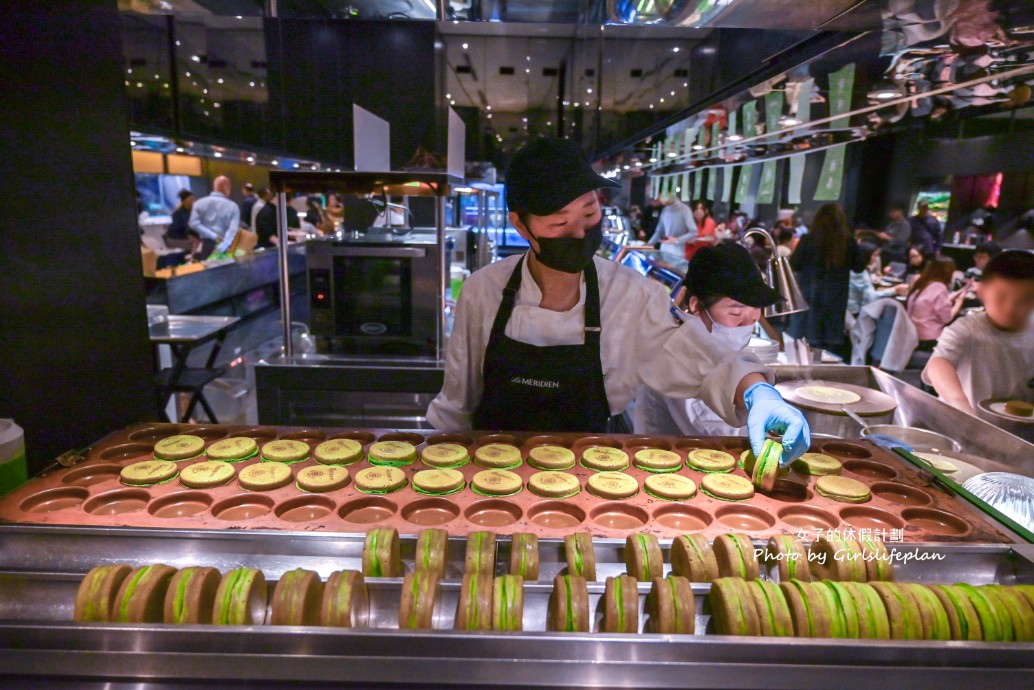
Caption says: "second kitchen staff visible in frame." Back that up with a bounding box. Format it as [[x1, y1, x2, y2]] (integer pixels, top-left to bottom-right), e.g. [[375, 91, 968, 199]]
[[427, 139, 811, 462]]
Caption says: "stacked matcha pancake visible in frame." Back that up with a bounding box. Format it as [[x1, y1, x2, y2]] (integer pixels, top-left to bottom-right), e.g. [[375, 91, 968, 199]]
[[415, 528, 449, 577], [625, 533, 663, 581], [564, 532, 597, 580], [508, 533, 540, 580], [548, 574, 590, 632], [362, 527, 401, 577], [453, 573, 525, 631], [645, 575, 696, 634]]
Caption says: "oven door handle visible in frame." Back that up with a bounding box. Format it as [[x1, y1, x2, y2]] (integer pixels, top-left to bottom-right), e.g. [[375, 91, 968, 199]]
[[332, 247, 427, 258]]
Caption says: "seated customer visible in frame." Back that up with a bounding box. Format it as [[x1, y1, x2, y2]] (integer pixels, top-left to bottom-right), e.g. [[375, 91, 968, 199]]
[[906, 257, 967, 349], [967, 240, 1002, 281], [634, 243, 781, 436], [848, 243, 900, 316], [923, 251, 1034, 415]]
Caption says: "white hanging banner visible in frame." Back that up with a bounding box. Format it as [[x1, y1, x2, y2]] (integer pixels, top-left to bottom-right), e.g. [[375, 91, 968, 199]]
[[788, 154, 807, 205], [447, 107, 465, 179]]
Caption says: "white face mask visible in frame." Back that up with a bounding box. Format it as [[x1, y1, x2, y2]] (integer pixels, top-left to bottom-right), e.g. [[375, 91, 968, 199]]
[[705, 308, 755, 351]]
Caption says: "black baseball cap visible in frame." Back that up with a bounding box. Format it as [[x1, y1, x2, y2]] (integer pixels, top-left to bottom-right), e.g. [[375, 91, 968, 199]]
[[686, 243, 781, 308], [506, 138, 620, 216]]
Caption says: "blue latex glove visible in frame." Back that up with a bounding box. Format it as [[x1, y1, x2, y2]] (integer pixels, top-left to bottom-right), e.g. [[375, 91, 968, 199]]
[[866, 433, 913, 453], [744, 382, 811, 464]]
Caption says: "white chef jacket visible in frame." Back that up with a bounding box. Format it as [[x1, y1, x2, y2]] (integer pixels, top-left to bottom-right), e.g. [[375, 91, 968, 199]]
[[632, 385, 743, 437], [426, 254, 771, 431]]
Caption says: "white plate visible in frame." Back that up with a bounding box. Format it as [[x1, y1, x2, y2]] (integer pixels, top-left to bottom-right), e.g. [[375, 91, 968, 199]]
[[986, 401, 1034, 423], [795, 385, 861, 405]]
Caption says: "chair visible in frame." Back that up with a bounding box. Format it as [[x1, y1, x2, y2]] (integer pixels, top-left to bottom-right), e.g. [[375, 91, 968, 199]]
[[850, 298, 919, 371]]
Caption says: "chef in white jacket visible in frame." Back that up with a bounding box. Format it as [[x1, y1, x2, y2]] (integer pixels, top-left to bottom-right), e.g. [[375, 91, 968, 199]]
[[634, 243, 779, 436], [426, 139, 810, 462]]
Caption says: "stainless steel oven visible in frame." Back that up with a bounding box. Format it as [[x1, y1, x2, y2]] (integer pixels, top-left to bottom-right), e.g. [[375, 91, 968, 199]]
[[305, 232, 442, 354]]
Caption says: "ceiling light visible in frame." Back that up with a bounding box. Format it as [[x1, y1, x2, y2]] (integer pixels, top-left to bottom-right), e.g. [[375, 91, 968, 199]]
[[546, 121, 551, 126], [670, 91, 675, 96], [271, 160, 278, 165], [563, 100, 569, 106], [213, 152, 222, 158], [487, 113, 492, 118], [185, 71, 190, 77], [462, 42, 469, 50], [675, 187, 681, 193], [246, 156, 254, 162], [673, 47, 680, 53], [486, 105, 491, 110], [202, 88, 208, 94], [584, 101, 589, 106], [293, 163, 299, 168], [191, 55, 200, 62], [587, 88, 593, 94], [525, 68, 530, 73], [692, 144, 704, 150], [683, 82, 688, 87], [213, 102, 220, 108], [635, 161, 642, 167], [136, 82, 143, 88], [649, 104, 654, 109], [522, 117, 528, 122], [727, 134, 743, 141], [649, 157, 657, 162], [446, 93, 451, 99], [780, 116, 801, 126], [126, 68, 132, 74], [175, 40, 181, 46], [660, 98, 665, 103], [217, 78, 224, 84], [622, 165, 630, 170], [250, 81, 255, 87], [450, 100, 456, 105], [668, 152, 677, 158], [311, 165, 317, 170], [176, 147, 184, 152]]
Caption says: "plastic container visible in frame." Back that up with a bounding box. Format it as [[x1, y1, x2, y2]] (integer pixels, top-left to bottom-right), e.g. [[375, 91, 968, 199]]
[[0, 420, 27, 497]]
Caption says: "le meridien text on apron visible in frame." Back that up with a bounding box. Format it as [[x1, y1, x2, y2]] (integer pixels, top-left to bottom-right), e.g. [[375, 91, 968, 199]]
[[510, 376, 561, 389]]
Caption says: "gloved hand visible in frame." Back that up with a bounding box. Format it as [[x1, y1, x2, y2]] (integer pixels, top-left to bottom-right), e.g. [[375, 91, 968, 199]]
[[745, 382, 811, 464]]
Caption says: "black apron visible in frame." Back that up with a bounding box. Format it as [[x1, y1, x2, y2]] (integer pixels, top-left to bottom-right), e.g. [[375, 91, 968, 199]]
[[473, 255, 611, 433]]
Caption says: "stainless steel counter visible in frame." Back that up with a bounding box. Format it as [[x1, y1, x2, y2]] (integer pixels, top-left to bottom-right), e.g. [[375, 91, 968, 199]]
[[771, 365, 1034, 476], [1, 525, 1033, 688]]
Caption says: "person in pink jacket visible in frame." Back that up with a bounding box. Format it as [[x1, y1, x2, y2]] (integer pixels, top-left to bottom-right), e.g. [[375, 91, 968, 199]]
[[906, 257, 969, 348]]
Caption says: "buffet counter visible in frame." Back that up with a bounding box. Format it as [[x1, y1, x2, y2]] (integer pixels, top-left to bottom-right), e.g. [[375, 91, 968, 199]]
[[0, 422, 1032, 687]]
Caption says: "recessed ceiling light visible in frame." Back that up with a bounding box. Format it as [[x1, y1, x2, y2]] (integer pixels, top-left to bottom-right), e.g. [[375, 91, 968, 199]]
[[213, 152, 222, 158], [635, 161, 642, 166], [683, 82, 688, 87], [622, 165, 630, 170], [780, 117, 802, 126], [176, 147, 184, 152], [649, 104, 654, 109], [486, 105, 491, 110], [727, 134, 743, 141], [272, 160, 278, 165], [673, 47, 680, 53], [246, 156, 254, 162], [487, 113, 492, 118], [191, 55, 200, 62], [649, 157, 657, 162], [462, 43, 468, 50], [670, 91, 675, 96], [660, 98, 665, 103], [217, 78, 223, 84], [668, 152, 677, 157], [587, 88, 593, 94]]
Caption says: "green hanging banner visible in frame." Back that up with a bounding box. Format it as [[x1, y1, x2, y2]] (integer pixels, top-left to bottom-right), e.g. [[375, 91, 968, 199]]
[[707, 165, 717, 201], [788, 78, 813, 205], [693, 169, 703, 199], [721, 167, 733, 202], [814, 145, 847, 201], [742, 101, 757, 140], [756, 160, 778, 205], [829, 63, 856, 128], [682, 172, 691, 200], [734, 164, 755, 203], [765, 91, 784, 141]]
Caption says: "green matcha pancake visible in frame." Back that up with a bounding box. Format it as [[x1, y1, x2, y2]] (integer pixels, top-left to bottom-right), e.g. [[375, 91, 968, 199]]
[[644, 473, 697, 500], [815, 475, 871, 503], [687, 448, 736, 473], [238, 461, 293, 491], [205, 437, 259, 463], [368, 440, 418, 467], [527, 445, 576, 470], [471, 469, 523, 496], [791, 452, 843, 476], [296, 465, 351, 493], [313, 438, 364, 465], [412, 468, 466, 496], [633, 448, 683, 473], [420, 443, 471, 468], [586, 471, 639, 499], [527, 470, 580, 498], [153, 434, 206, 462], [121, 460, 178, 487], [700, 473, 755, 501], [260, 439, 310, 464], [354, 466, 408, 494], [473, 443, 523, 469], [580, 446, 630, 472], [179, 460, 236, 489]]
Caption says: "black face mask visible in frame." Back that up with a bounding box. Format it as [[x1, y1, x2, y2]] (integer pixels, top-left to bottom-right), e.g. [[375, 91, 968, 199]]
[[530, 219, 603, 274]]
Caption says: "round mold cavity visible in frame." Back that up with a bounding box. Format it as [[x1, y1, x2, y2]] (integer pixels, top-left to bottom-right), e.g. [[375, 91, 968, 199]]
[[127, 425, 188, 443], [477, 433, 520, 446], [715, 505, 776, 532], [231, 427, 279, 443], [401, 498, 460, 527], [843, 460, 898, 480], [464, 500, 523, 528], [61, 464, 122, 487], [572, 436, 622, 450], [280, 429, 327, 443], [275, 495, 335, 522], [181, 426, 228, 441], [523, 434, 571, 449], [378, 432, 425, 445], [329, 431, 377, 445], [426, 433, 475, 447], [839, 506, 906, 532], [821, 442, 873, 460], [98, 443, 155, 461], [625, 437, 673, 451], [674, 438, 715, 452], [589, 503, 649, 531], [19, 487, 88, 514], [527, 501, 586, 529], [722, 439, 751, 453], [212, 494, 275, 521], [83, 489, 150, 516], [652, 504, 712, 532], [339, 497, 398, 524], [870, 482, 933, 507], [777, 506, 839, 532], [902, 508, 971, 536], [148, 491, 213, 519], [765, 479, 812, 503]]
